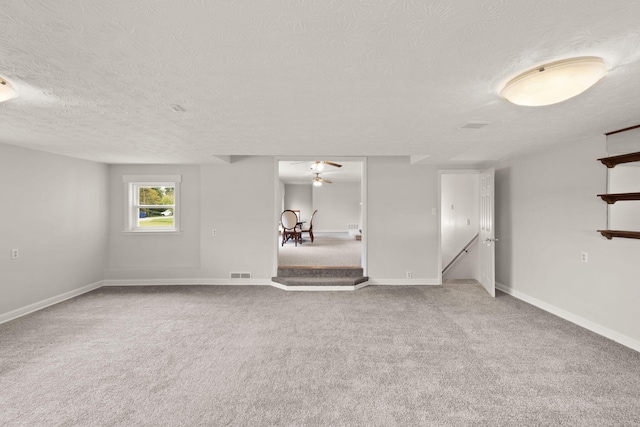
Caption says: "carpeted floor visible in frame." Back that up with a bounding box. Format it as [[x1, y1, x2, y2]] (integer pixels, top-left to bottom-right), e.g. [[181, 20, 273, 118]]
[[278, 231, 361, 267], [1, 281, 639, 426]]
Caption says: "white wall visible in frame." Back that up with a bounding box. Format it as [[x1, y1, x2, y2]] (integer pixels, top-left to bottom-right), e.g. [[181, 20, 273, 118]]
[[495, 135, 640, 346], [441, 173, 479, 279], [200, 156, 276, 279], [0, 143, 108, 316], [105, 164, 201, 280], [284, 184, 312, 222], [443, 239, 480, 280], [367, 157, 439, 282], [312, 182, 361, 231]]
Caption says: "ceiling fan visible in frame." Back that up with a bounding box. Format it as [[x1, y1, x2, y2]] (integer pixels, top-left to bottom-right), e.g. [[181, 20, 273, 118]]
[[312, 173, 332, 187], [309, 161, 342, 171]]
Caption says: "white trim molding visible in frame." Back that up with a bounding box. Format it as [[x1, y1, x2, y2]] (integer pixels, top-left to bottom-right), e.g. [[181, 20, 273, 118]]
[[366, 278, 441, 286], [102, 278, 272, 286], [496, 282, 640, 353], [0, 281, 103, 325]]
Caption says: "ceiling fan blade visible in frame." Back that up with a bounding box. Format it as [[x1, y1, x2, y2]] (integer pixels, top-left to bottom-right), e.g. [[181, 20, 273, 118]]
[[323, 161, 342, 168], [320, 178, 333, 183]]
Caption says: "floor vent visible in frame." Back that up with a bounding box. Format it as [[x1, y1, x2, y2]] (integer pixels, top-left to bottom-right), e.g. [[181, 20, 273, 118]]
[[230, 272, 252, 279], [347, 223, 360, 230]]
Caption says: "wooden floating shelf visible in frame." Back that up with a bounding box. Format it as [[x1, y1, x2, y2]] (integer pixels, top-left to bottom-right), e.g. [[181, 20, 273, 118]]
[[597, 192, 640, 204], [597, 151, 640, 168], [597, 230, 640, 240]]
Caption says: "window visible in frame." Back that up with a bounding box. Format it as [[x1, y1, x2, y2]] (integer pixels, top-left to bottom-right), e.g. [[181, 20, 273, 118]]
[[123, 175, 181, 233]]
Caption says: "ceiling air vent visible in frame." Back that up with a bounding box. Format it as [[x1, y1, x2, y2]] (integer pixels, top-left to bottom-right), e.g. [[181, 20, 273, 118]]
[[459, 122, 489, 130], [230, 272, 252, 279]]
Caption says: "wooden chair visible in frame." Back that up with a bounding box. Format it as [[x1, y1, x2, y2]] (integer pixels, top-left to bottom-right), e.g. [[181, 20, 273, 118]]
[[300, 209, 317, 243], [281, 210, 301, 246]]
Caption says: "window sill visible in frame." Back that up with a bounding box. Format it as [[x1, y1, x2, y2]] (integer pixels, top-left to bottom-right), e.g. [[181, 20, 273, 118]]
[[121, 231, 183, 235]]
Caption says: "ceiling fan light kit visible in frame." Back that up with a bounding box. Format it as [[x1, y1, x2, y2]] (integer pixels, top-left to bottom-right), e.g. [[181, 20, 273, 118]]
[[310, 161, 342, 170], [0, 77, 17, 102], [313, 173, 332, 186], [501, 56, 606, 106]]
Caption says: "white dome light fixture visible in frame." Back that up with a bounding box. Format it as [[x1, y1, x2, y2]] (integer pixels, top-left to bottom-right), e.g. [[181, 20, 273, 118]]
[[501, 56, 607, 106], [0, 77, 17, 102]]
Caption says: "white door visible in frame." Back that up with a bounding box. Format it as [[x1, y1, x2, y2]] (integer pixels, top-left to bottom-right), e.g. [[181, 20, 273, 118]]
[[479, 168, 496, 297]]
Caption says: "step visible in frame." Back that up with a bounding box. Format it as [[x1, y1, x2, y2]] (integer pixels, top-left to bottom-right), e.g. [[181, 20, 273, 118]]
[[277, 266, 363, 278], [271, 276, 369, 287]]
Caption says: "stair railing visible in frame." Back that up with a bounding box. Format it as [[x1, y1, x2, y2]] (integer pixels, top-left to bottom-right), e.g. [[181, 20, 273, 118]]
[[442, 233, 479, 275]]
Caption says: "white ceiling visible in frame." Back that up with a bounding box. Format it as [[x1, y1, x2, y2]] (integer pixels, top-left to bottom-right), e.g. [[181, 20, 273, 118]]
[[2, 1, 640, 165]]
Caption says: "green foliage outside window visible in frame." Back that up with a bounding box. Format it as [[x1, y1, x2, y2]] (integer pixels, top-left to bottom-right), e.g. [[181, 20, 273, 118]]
[[139, 187, 175, 218]]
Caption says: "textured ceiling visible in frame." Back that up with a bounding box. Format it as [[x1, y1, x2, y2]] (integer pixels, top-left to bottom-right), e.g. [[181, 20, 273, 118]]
[[2, 1, 640, 164]]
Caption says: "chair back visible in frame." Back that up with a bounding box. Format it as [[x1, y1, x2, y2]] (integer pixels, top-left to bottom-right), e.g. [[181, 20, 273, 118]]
[[308, 209, 318, 229], [281, 210, 299, 230]]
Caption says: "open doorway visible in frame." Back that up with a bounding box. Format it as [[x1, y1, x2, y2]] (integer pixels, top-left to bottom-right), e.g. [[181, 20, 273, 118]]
[[276, 159, 365, 270], [439, 168, 496, 297], [440, 171, 481, 281]]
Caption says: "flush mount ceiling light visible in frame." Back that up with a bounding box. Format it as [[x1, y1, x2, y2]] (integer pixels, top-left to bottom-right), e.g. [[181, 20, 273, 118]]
[[501, 56, 607, 106], [0, 77, 17, 102]]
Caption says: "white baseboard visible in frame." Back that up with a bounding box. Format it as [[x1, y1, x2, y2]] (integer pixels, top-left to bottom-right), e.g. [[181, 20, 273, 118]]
[[366, 278, 441, 286], [102, 278, 272, 286], [496, 282, 640, 353], [0, 281, 103, 325]]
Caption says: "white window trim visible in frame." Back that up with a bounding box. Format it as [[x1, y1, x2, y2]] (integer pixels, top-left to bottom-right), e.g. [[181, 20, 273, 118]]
[[123, 175, 182, 233]]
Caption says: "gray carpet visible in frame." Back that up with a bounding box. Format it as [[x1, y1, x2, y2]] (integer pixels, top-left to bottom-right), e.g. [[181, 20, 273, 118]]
[[279, 231, 361, 267], [1, 281, 639, 426]]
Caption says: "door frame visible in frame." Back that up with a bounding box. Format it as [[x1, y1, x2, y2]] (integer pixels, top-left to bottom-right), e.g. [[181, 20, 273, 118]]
[[273, 156, 368, 277]]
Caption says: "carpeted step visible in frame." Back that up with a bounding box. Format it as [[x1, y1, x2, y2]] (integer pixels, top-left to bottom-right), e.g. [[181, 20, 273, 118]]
[[271, 276, 369, 287], [277, 266, 363, 278]]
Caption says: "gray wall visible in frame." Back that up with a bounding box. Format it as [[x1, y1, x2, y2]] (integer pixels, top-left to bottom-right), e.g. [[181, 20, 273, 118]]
[[495, 135, 640, 344], [312, 181, 361, 232], [283, 182, 361, 231], [283, 184, 313, 222], [367, 157, 439, 281], [0, 143, 108, 315], [105, 164, 201, 280], [200, 157, 276, 280], [104, 156, 439, 283]]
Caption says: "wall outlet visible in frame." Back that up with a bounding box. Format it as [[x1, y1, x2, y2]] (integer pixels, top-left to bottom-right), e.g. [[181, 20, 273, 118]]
[[581, 252, 588, 263], [406, 271, 412, 279], [467, 218, 471, 225], [212, 229, 217, 237], [431, 208, 437, 215], [11, 249, 19, 259]]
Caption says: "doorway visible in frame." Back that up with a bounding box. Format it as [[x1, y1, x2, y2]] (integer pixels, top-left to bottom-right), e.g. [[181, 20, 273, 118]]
[[439, 169, 495, 296], [275, 158, 367, 274]]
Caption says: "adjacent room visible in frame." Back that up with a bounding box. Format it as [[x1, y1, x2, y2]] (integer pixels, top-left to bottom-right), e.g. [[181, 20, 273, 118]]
[[2, 2, 640, 425]]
